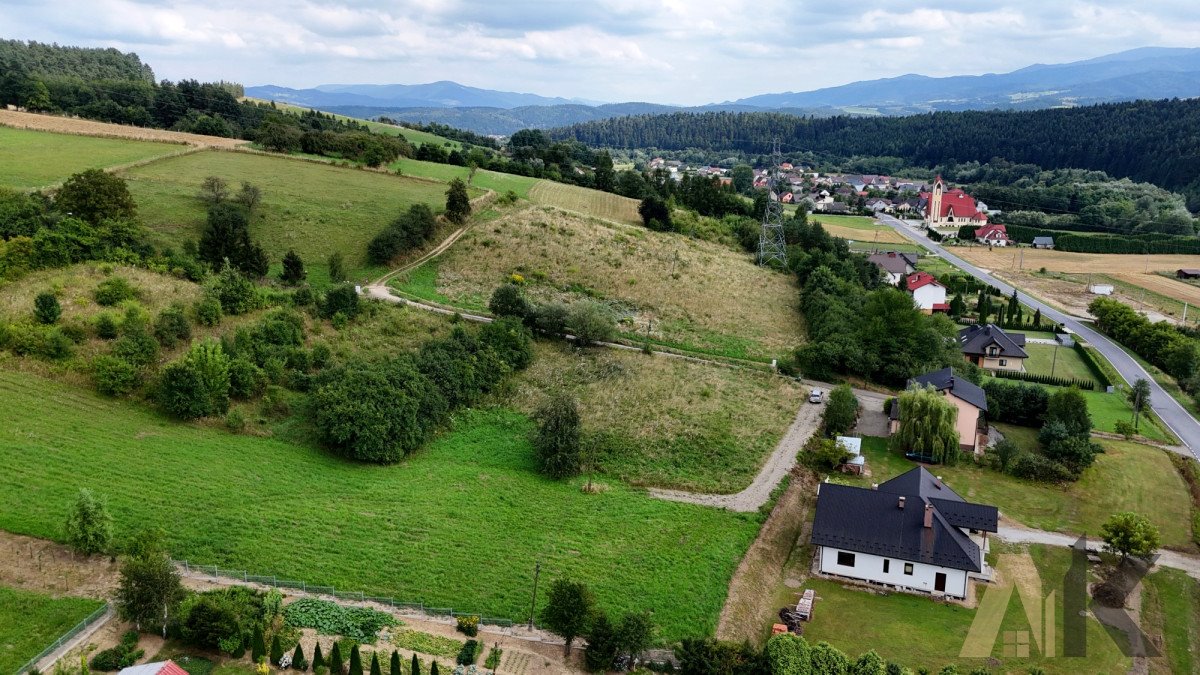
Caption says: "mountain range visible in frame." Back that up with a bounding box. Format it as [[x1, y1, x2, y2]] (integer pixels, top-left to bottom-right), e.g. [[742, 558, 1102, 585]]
[[245, 47, 1200, 135]]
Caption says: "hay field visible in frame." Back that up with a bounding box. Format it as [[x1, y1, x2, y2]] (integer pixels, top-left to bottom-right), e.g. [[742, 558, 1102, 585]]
[[0, 126, 187, 189], [395, 205, 804, 359], [0, 264, 202, 322], [120, 149, 456, 284], [509, 342, 805, 492], [528, 181, 642, 227], [0, 109, 247, 148], [956, 247, 1200, 278], [1110, 273, 1200, 307]]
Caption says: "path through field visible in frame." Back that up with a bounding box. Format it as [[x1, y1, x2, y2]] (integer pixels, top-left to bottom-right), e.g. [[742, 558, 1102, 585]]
[[0, 109, 249, 147]]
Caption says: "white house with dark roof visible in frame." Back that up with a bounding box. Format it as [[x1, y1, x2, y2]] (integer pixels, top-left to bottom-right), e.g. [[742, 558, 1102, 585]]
[[811, 466, 998, 599], [959, 324, 1028, 372], [867, 251, 918, 285]]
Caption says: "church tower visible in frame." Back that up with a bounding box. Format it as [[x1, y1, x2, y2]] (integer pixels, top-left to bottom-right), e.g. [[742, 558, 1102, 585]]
[[930, 175, 944, 224]]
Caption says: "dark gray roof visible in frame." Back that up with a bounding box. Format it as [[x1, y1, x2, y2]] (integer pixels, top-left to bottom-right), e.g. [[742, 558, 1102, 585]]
[[909, 367, 988, 411], [811, 467, 997, 572], [958, 324, 1029, 359], [867, 252, 916, 274], [1032, 236, 1054, 245]]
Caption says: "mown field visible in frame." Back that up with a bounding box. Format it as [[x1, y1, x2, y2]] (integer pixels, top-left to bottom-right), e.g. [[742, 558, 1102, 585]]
[[390, 158, 540, 199], [1022, 343, 1102, 385], [120, 150, 461, 285], [853, 436, 1192, 547], [508, 342, 805, 493], [389, 205, 804, 360], [810, 214, 909, 244], [527, 181, 642, 227], [0, 371, 758, 642], [0, 126, 185, 189], [1143, 567, 1200, 675], [0, 586, 104, 673]]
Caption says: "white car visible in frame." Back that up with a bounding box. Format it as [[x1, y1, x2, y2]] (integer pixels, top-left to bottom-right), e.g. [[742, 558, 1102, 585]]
[[809, 389, 824, 404]]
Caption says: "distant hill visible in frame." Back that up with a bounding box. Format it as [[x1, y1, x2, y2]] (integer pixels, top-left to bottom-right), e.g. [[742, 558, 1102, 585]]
[[249, 47, 1200, 134]]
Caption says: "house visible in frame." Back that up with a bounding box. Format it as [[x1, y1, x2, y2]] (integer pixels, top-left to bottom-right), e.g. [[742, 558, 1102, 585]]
[[974, 223, 1010, 247], [811, 466, 998, 599], [958, 324, 1028, 372], [889, 367, 989, 454], [1032, 236, 1054, 249], [119, 662, 190, 675], [921, 176, 988, 225], [865, 197, 892, 213], [868, 251, 918, 285], [836, 436, 866, 474], [904, 272, 948, 313], [824, 202, 851, 214], [1177, 269, 1200, 279]]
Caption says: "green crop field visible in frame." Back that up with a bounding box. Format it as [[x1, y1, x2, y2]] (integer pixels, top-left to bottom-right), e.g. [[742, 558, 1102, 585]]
[[0, 586, 104, 674], [0, 126, 185, 189], [120, 150, 463, 285], [0, 370, 758, 642]]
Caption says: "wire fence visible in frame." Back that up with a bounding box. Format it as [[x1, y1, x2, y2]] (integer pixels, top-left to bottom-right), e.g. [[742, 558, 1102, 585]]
[[174, 560, 515, 628], [17, 603, 110, 674]]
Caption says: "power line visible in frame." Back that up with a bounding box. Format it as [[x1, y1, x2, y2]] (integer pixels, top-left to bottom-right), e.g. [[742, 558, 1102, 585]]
[[757, 138, 787, 267]]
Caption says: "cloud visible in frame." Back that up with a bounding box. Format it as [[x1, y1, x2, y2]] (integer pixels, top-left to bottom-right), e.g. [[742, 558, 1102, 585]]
[[1, 0, 1197, 104]]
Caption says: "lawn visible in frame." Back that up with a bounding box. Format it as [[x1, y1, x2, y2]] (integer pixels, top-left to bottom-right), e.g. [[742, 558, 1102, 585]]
[[1023, 343, 1101, 386], [507, 342, 806, 493], [983, 377, 1173, 443], [0, 370, 758, 643], [0, 586, 104, 674], [389, 205, 804, 360], [811, 214, 909, 245], [853, 436, 1193, 547], [527, 181, 642, 227], [120, 150, 461, 285], [1142, 567, 1200, 675], [795, 545, 1129, 673], [0, 126, 185, 189]]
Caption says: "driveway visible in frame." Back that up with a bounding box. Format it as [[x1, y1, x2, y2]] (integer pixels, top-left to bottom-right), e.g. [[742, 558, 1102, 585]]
[[876, 214, 1200, 459], [996, 521, 1200, 582]]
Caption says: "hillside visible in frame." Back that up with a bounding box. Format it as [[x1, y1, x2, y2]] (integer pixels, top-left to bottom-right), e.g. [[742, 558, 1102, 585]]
[[247, 80, 591, 109], [0, 125, 186, 189]]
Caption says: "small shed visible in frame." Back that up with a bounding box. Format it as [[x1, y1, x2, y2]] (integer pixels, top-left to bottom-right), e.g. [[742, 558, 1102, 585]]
[[836, 436, 866, 475], [1032, 236, 1054, 249], [1089, 284, 1114, 296], [1177, 269, 1200, 279]]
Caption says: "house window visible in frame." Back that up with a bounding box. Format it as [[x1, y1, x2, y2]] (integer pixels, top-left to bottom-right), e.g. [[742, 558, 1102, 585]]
[[837, 551, 856, 567], [999, 359, 1007, 367], [882, 559, 890, 574], [988, 347, 998, 356], [903, 563, 914, 576]]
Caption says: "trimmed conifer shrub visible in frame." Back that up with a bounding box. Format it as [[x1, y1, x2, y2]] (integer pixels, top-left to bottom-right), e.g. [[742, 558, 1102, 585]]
[[389, 651, 401, 675], [312, 643, 325, 672], [271, 634, 284, 666], [329, 642, 344, 675], [292, 643, 309, 672], [252, 624, 267, 663], [348, 644, 363, 675], [410, 654, 419, 675], [369, 652, 381, 675]]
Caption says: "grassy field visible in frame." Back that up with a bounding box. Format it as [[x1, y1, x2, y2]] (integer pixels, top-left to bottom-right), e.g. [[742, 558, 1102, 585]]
[[0, 586, 104, 673], [0, 264, 203, 322], [244, 99, 459, 149], [853, 436, 1193, 547], [1142, 567, 1200, 674], [389, 205, 804, 360], [390, 158, 540, 199], [796, 545, 1130, 673], [811, 214, 909, 244], [0, 126, 185, 189], [121, 150, 460, 285], [507, 342, 805, 493], [527, 181, 642, 227], [847, 241, 925, 254], [0, 370, 758, 642], [983, 375, 1172, 443], [1023, 343, 1101, 385]]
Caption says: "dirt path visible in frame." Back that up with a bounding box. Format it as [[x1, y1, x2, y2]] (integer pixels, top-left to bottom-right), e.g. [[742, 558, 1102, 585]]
[[648, 401, 821, 511], [996, 521, 1200, 581], [715, 471, 815, 644]]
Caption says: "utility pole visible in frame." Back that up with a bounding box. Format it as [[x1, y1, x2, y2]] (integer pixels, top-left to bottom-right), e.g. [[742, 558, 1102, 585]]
[[1051, 343, 1059, 378], [527, 561, 541, 631], [757, 139, 787, 267]]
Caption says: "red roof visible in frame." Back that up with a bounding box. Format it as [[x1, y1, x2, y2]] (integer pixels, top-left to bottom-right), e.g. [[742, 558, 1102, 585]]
[[932, 302, 950, 312], [974, 223, 1008, 240], [905, 272, 944, 291], [921, 187, 987, 222]]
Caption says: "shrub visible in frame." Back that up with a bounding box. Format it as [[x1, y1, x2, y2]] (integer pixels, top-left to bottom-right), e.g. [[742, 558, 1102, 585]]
[[445, 178, 471, 224], [328, 252, 347, 283], [95, 312, 119, 339], [455, 640, 482, 666], [1009, 452, 1075, 483], [293, 644, 309, 672], [228, 358, 266, 399], [114, 310, 160, 366], [253, 624, 268, 663], [483, 647, 502, 670], [34, 291, 61, 324], [823, 384, 859, 436], [154, 304, 192, 348], [533, 393, 582, 478], [488, 284, 530, 320], [226, 408, 246, 432], [455, 615, 479, 637], [478, 316, 533, 370], [801, 436, 849, 472], [322, 284, 360, 320], [194, 296, 223, 326], [90, 633, 144, 672], [348, 644, 363, 675], [64, 488, 113, 555], [271, 634, 285, 666], [283, 599, 398, 643], [531, 301, 569, 335], [293, 286, 317, 307], [157, 339, 231, 419], [93, 355, 140, 396], [992, 368, 1095, 390], [95, 276, 138, 305], [566, 301, 616, 346], [281, 249, 307, 285], [57, 169, 136, 224]]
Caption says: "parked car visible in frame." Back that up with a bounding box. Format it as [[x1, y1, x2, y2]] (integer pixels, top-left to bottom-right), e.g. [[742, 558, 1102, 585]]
[[809, 388, 823, 404]]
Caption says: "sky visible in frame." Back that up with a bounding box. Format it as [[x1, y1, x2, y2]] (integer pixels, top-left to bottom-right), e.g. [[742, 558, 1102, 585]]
[[2, 0, 1198, 105]]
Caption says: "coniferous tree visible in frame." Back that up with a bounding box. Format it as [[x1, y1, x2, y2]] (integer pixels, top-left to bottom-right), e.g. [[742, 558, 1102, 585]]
[[330, 642, 345, 675], [292, 644, 308, 672], [313, 643, 325, 672], [411, 654, 420, 675], [430, 662, 439, 675], [251, 624, 267, 663], [389, 651, 401, 675], [270, 634, 284, 666], [369, 652, 382, 675], [280, 249, 306, 285], [348, 644, 363, 675]]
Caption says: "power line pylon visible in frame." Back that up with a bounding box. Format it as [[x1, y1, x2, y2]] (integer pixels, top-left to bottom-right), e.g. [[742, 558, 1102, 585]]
[[757, 139, 787, 267]]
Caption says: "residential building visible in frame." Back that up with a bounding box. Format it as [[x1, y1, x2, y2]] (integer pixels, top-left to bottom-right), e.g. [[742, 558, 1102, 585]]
[[1177, 269, 1200, 279], [1032, 236, 1055, 249], [974, 223, 1010, 246], [119, 662, 189, 675], [868, 251, 918, 285], [922, 176, 988, 225], [811, 466, 998, 599], [889, 367, 989, 454], [958, 324, 1028, 372], [905, 271, 948, 313]]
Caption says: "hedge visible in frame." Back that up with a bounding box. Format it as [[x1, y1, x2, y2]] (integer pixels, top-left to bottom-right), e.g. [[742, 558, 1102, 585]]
[[1072, 342, 1113, 389], [993, 369, 1095, 390]]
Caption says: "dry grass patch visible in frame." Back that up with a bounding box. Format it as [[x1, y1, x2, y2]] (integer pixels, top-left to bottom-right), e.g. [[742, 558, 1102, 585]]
[[528, 181, 642, 226], [0, 109, 247, 147], [507, 341, 805, 492], [404, 205, 804, 359], [0, 264, 203, 322]]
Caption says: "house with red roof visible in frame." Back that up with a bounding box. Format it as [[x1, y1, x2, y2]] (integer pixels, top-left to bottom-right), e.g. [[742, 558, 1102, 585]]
[[974, 223, 1009, 246], [905, 272, 948, 314], [119, 661, 190, 675], [921, 176, 987, 226]]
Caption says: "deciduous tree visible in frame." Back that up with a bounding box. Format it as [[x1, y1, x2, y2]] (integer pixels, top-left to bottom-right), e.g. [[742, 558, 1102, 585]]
[[533, 392, 582, 478], [541, 579, 595, 656], [445, 178, 471, 224], [1100, 511, 1161, 561], [890, 384, 960, 465], [65, 488, 113, 556]]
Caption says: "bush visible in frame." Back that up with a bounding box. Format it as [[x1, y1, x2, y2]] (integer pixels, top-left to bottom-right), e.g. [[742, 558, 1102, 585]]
[[90, 631, 144, 671], [34, 291, 61, 324], [228, 358, 266, 399], [1009, 452, 1075, 483], [533, 393, 582, 478], [455, 640, 482, 666], [94, 276, 138, 305], [488, 284, 530, 320], [455, 615, 479, 637], [225, 408, 246, 432], [478, 316, 533, 370], [992, 369, 1095, 390], [567, 301, 616, 346], [208, 265, 259, 315], [1, 322, 74, 359], [194, 296, 223, 326], [95, 312, 120, 339], [64, 488, 112, 555], [157, 339, 231, 419], [531, 301, 570, 335], [1114, 420, 1135, 439], [113, 314, 160, 367], [154, 304, 192, 348], [281, 249, 307, 285], [323, 284, 360, 320], [93, 355, 140, 396], [823, 384, 859, 436]]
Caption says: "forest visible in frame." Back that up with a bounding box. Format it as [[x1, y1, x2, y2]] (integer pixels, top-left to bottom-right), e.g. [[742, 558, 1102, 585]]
[[551, 100, 1200, 210]]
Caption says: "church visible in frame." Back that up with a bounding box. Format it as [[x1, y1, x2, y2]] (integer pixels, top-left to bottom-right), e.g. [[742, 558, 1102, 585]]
[[921, 176, 987, 225]]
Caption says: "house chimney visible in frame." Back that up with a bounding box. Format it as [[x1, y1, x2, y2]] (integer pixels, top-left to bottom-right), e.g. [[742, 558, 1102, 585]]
[[898, 496, 906, 509], [924, 503, 934, 528]]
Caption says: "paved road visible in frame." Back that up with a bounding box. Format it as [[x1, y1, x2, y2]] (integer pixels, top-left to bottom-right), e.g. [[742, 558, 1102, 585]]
[[876, 214, 1200, 458]]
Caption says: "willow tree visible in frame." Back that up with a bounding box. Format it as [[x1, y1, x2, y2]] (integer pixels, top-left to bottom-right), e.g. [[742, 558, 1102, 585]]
[[890, 384, 960, 465]]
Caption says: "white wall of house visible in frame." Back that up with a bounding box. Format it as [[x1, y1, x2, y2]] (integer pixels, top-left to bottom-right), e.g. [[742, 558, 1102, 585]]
[[818, 546, 970, 598], [911, 284, 947, 311]]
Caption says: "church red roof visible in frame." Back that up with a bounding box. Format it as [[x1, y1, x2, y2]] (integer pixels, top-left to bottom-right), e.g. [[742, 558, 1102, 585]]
[[921, 188, 987, 222]]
